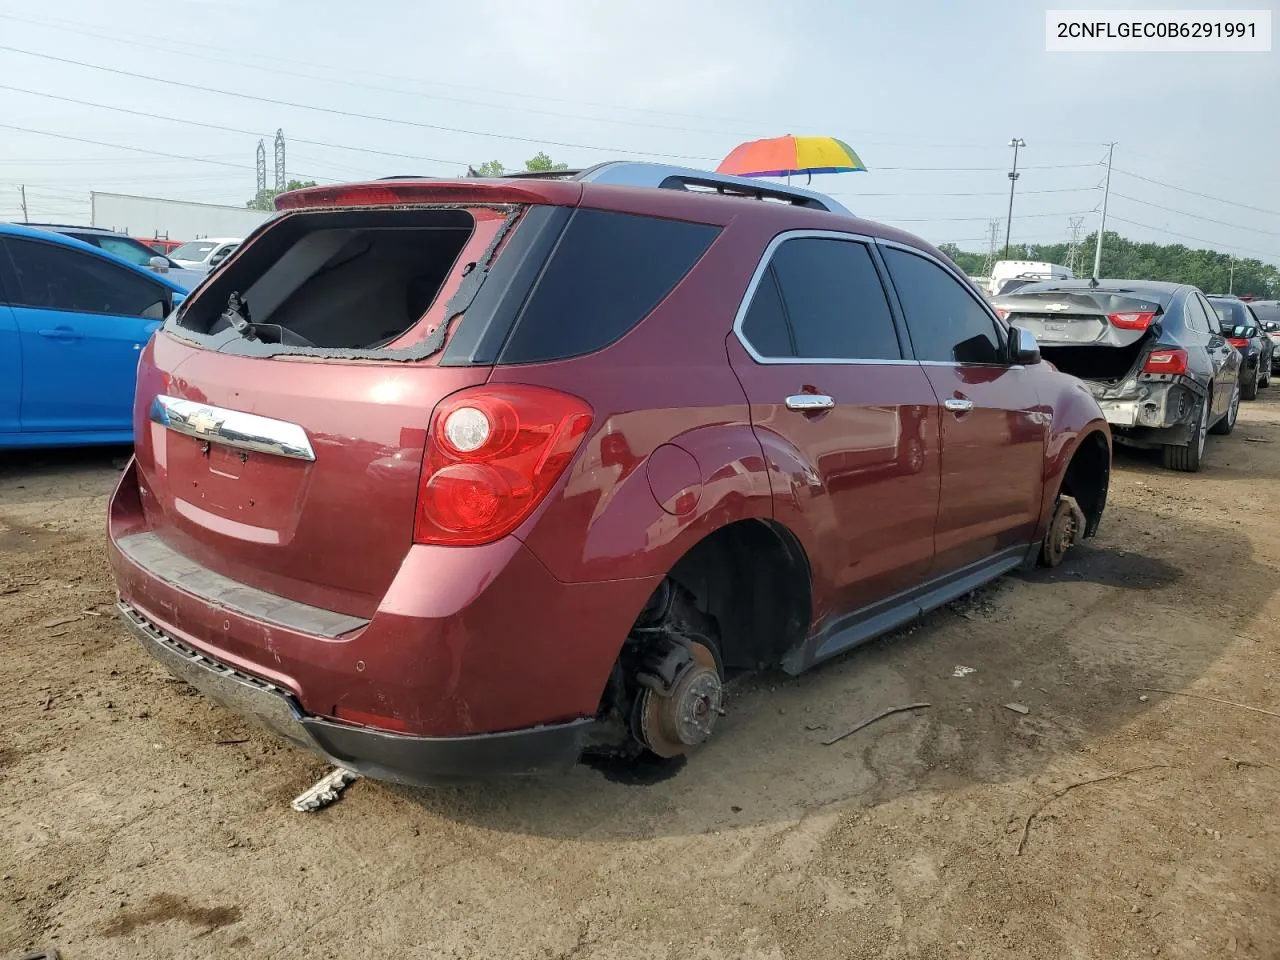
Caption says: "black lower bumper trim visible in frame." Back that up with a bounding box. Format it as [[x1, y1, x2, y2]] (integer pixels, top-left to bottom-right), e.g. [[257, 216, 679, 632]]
[[116, 600, 593, 786]]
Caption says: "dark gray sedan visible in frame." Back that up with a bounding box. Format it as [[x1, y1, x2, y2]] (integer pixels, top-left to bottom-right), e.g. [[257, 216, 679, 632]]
[[992, 279, 1241, 472]]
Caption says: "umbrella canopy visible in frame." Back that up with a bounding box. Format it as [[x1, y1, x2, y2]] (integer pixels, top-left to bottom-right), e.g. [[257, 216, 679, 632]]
[[717, 135, 867, 179]]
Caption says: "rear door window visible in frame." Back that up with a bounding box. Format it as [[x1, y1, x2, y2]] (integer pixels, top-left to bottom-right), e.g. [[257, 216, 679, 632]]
[[496, 209, 719, 364], [740, 267, 794, 358], [882, 246, 1004, 364], [737, 236, 901, 361], [1, 238, 167, 316]]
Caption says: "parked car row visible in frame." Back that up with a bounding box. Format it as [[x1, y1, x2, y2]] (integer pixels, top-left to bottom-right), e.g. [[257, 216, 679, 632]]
[[8, 166, 1269, 786], [990, 281, 1268, 472]]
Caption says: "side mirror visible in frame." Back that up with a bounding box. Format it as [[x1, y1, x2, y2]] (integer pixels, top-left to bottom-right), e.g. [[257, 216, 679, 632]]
[[1009, 325, 1041, 365], [148, 255, 170, 274]]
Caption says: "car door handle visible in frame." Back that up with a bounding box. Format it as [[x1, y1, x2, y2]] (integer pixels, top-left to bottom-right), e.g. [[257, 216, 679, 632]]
[[944, 398, 975, 413], [37, 327, 83, 340], [785, 394, 835, 412]]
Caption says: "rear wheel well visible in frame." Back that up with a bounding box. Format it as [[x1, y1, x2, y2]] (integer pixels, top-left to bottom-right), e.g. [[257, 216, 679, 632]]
[[1060, 431, 1110, 537], [665, 519, 811, 672]]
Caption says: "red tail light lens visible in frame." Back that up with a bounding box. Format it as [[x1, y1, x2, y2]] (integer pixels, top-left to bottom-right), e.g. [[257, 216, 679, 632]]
[[994, 308, 1010, 320], [1228, 337, 1249, 348], [413, 385, 593, 546], [1142, 348, 1189, 376], [1108, 311, 1157, 330]]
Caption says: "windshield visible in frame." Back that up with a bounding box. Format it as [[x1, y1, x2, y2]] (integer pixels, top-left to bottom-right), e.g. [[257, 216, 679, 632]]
[[171, 241, 218, 260], [93, 235, 159, 267]]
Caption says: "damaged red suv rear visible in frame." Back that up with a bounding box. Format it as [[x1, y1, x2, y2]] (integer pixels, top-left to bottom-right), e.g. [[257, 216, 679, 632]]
[[108, 163, 1111, 785]]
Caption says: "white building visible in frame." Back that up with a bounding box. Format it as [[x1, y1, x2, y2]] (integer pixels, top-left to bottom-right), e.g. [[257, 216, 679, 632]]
[[90, 192, 272, 242]]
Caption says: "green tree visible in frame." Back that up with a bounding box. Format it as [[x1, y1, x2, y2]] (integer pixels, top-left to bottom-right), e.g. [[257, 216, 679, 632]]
[[946, 232, 1279, 298], [464, 153, 569, 177], [524, 152, 569, 173], [247, 179, 318, 211]]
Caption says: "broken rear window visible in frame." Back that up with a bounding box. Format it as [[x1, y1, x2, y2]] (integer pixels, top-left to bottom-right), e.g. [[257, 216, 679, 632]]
[[170, 207, 485, 357]]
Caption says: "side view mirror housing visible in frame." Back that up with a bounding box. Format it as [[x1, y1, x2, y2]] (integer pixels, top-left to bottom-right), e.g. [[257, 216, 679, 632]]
[[148, 255, 170, 274], [1009, 325, 1041, 365]]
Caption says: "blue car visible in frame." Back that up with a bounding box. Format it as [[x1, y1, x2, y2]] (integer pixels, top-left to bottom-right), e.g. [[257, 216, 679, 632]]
[[0, 224, 190, 449]]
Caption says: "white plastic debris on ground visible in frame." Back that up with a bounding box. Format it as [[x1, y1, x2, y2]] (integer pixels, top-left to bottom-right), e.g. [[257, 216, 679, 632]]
[[952, 665, 977, 678], [291, 768, 361, 813]]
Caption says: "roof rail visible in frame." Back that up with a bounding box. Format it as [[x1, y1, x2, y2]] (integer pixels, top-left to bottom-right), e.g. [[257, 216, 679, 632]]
[[573, 162, 853, 216], [379, 163, 854, 215]]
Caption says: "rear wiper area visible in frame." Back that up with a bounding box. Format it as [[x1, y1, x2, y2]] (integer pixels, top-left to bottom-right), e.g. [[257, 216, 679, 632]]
[[220, 292, 315, 347], [222, 292, 258, 342]]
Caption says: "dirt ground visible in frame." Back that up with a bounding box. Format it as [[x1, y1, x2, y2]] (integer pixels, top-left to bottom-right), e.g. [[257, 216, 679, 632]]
[[2, 395, 1278, 960]]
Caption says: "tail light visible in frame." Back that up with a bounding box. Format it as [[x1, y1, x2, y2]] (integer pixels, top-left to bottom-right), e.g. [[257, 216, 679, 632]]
[[1228, 337, 1249, 348], [413, 385, 593, 546], [994, 308, 1010, 320], [1143, 348, 1189, 376], [1108, 311, 1156, 330]]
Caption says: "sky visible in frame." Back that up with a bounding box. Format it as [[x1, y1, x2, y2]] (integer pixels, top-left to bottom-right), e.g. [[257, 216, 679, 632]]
[[0, 0, 1276, 264]]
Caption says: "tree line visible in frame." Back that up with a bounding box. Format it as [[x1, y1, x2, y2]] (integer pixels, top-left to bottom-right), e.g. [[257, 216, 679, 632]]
[[938, 232, 1279, 298]]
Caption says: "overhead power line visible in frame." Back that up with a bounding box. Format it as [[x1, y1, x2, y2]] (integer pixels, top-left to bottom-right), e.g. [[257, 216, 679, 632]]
[[0, 84, 1109, 184], [1113, 168, 1280, 219], [0, 84, 471, 171], [1105, 214, 1277, 261], [1111, 192, 1280, 239], [868, 210, 1093, 223], [0, 10, 1113, 151], [0, 122, 337, 183], [0, 46, 721, 162]]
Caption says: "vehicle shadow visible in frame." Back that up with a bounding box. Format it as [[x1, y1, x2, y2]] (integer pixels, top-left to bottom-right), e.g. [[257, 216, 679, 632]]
[[0, 446, 130, 507], [394, 497, 1267, 840]]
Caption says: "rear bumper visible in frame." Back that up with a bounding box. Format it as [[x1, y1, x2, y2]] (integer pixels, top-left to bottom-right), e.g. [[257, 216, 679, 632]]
[[107, 459, 660, 783], [1089, 380, 1201, 446], [116, 601, 592, 785]]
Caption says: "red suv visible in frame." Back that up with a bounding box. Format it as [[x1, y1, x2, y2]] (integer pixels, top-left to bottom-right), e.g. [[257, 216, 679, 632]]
[[108, 163, 1111, 785]]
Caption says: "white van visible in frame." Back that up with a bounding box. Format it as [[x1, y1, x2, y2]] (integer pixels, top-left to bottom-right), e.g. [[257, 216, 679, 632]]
[[989, 260, 1073, 297]]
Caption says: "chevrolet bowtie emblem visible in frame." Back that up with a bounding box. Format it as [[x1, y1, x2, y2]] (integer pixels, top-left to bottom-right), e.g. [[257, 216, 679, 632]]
[[187, 409, 221, 435]]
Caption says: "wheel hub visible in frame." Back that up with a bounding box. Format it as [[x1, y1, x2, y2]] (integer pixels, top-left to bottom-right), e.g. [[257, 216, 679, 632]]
[[1042, 495, 1084, 567], [634, 641, 722, 758]]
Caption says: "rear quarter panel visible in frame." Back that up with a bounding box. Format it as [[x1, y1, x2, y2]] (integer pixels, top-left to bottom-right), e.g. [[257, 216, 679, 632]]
[[494, 211, 782, 587]]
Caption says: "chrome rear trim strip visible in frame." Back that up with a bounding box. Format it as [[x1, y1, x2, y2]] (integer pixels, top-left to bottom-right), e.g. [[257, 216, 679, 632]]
[[149, 394, 316, 461]]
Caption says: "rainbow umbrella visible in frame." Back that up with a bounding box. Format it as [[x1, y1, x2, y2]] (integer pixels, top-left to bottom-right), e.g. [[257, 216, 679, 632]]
[[717, 135, 867, 183]]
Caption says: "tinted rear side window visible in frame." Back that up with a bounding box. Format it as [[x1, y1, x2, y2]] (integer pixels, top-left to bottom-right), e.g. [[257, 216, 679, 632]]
[[770, 238, 900, 360], [740, 267, 794, 358], [496, 209, 718, 364]]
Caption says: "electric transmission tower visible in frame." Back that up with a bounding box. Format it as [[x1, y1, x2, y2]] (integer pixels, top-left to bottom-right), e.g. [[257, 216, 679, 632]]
[[274, 129, 286, 192], [255, 139, 267, 195], [1066, 216, 1086, 273], [981, 219, 1002, 277]]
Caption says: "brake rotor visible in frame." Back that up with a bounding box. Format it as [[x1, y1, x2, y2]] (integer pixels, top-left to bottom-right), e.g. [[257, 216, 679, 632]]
[[1043, 496, 1081, 567], [637, 642, 722, 758]]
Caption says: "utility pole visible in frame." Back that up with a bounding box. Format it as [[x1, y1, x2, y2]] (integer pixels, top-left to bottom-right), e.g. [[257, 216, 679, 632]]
[[1229, 256, 1235, 295], [1066, 216, 1085, 273], [274, 128, 286, 193], [256, 139, 267, 195], [1092, 142, 1116, 280], [1004, 138, 1025, 259], [18, 184, 27, 221]]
